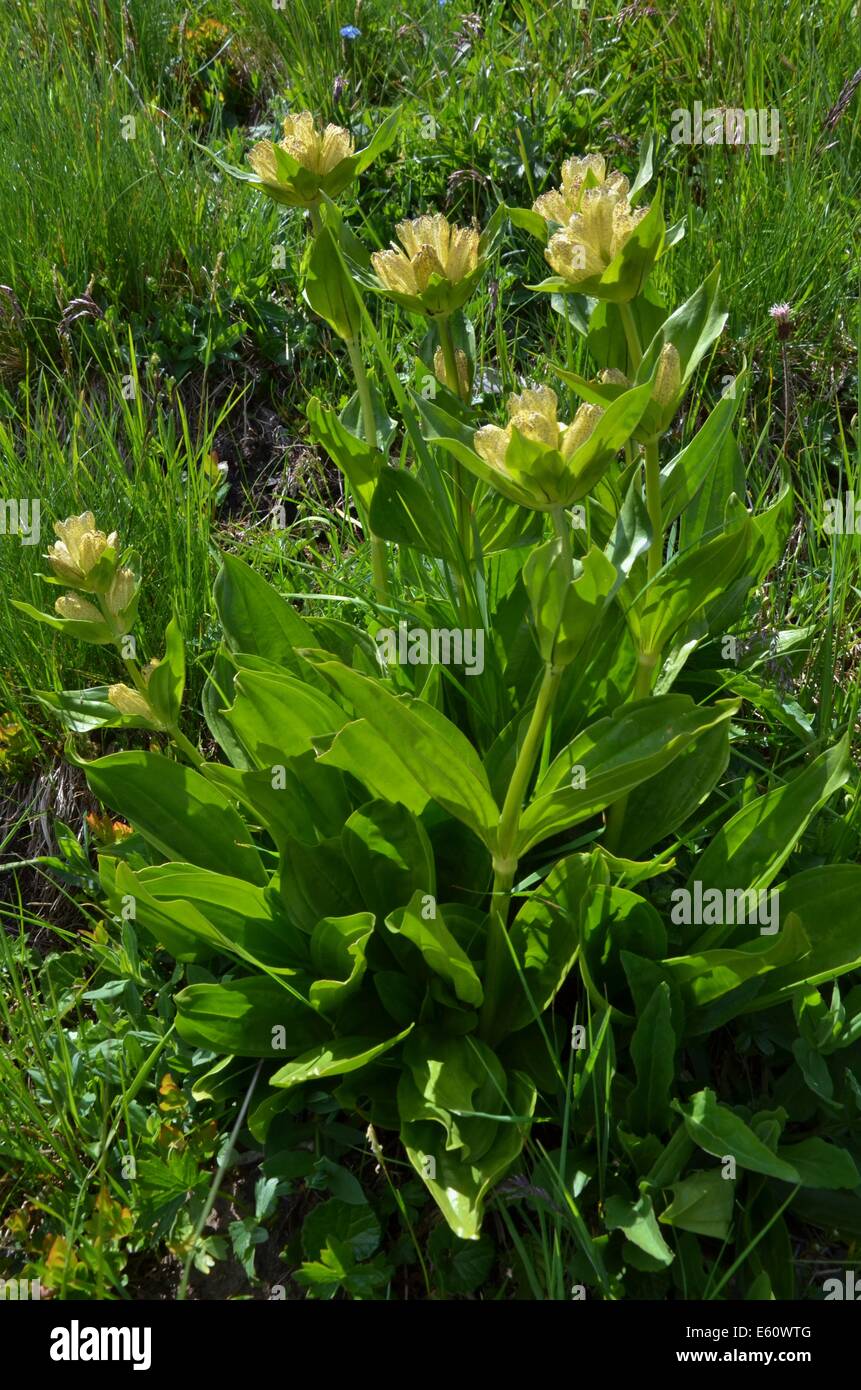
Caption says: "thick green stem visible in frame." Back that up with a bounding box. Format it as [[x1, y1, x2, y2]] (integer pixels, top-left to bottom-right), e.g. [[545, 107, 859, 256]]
[[551, 504, 572, 570], [436, 314, 471, 562], [345, 336, 389, 602], [480, 662, 562, 1041]]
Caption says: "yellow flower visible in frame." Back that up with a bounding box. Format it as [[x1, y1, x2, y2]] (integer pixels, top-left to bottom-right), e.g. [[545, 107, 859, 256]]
[[472, 387, 606, 508], [47, 512, 119, 593], [250, 111, 354, 179], [247, 112, 358, 208], [533, 154, 628, 225], [545, 183, 650, 287], [238, 109, 399, 208], [54, 593, 104, 624], [108, 684, 162, 726], [371, 213, 482, 315]]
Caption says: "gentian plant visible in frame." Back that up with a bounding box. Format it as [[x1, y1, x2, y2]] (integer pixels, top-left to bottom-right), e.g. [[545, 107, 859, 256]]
[[20, 121, 861, 1291]]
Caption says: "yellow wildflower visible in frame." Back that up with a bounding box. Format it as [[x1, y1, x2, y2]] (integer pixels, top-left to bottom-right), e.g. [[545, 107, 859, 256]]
[[371, 213, 482, 315], [47, 512, 119, 593]]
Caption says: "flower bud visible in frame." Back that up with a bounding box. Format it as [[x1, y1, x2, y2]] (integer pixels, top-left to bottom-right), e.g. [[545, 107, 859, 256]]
[[54, 592, 104, 623], [652, 343, 681, 407], [104, 566, 137, 617], [108, 683, 162, 726]]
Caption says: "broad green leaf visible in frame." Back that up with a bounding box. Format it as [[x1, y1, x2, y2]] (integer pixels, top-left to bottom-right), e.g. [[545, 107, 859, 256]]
[[628, 515, 752, 655], [119, 861, 308, 969], [147, 615, 186, 727], [79, 749, 267, 885], [226, 668, 347, 766], [617, 721, 730, 857], [659, 379, 746, 529], [312, 659, 500, 845], [690, 738, 850, 948], [12, 599, 113, 645], [660, 1170, 734, 1240], [303, 226, 361, 342], [774, 1139, 859, 1190], [604, 1194, 674, 1266], [279, 836, 360, 934], [33, 685, 157, 733], [387, 892, 483, 1007], [492, 853, 599, 1039], [628, 983, 675, 1135], [519, 697, 738, 854], [214, 553, 314, 659], [309, 913, 374, 1017], [400, 1069, 536, 1239], [369, 467, 454, 560], [175, 975, 328, 1056], [204, 754, 351, 849], [676, 1090, 800, 1182], [750, 866, 861, 1008], [342, 801, 435, 920], [316, 716, 429, 814], [664, 915, 809, 1017], [307, 396, 383, 514], [271, 1027, 413, 1090]]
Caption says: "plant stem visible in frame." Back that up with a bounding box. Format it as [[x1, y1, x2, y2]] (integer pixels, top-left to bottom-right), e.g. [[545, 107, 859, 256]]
[[643, 436, 663, 583], [618, 300, 642, 373], [345, 336, 389, 602], [551, 504, 572, 569], [480, 662, 561, 1041], [99, 599, 204, 768], [436, 313, 471, 562]]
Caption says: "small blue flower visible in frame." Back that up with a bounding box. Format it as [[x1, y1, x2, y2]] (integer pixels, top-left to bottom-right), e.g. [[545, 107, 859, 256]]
[[340, 24, 361, 39]]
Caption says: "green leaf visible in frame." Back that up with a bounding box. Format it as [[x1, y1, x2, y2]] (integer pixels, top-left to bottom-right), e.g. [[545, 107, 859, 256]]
[[774, 1139, 859, 1190], [750, 866, 861, 1007], [676, 1090, 800, 1182], [12, 599, 114, 645], [309, 913, 374, 1017], [226, 668, 347, 766], [312, 659, 500, 846], [387, 892, 483, 1007], [604, 1193, 674, 1266], [629, 514, 752, 656], [175, 975, 328, 1057], [400, 1066, 536, 1240], [146, 615, 186, 727], [616, 720, 730, 857], [271, 1027, 413, 1090], [628, 983, 675, 1135], [79, 749, 267, 885], [115, 861, 308, 968], [214, 553, 314, 659], [369, 467, 454, 559], [33, 685, 157, 733], [659, 379, 746, 530], [308, 396, 384, 515], [427, 1224, 496, 1294], [302, 1198, 381, 1262], [303, 226, 361, 342], [690, 739, 850, 948], [342, 800, 435, 920], [493, 853, 598, 1038], [518, 696, 738, 854], [660, 1170, 734, 1239]]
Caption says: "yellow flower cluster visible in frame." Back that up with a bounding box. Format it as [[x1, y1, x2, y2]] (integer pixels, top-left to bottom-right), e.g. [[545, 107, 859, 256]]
[[475, 387, 604, 472], [533, 154, 650, 288], [372, 214, 480, 306]]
